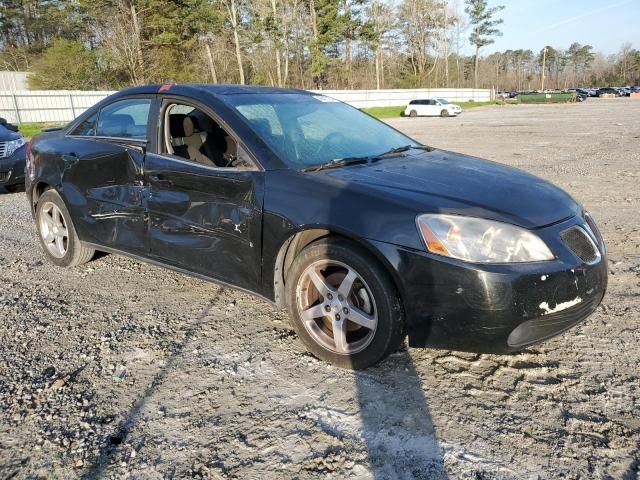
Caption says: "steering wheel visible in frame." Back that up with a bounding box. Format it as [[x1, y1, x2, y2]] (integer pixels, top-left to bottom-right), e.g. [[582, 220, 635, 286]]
[[314, 132, 347, 158]]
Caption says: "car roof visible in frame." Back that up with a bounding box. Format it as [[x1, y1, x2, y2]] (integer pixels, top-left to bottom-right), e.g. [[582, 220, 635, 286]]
[[111, 83, 311, 100]]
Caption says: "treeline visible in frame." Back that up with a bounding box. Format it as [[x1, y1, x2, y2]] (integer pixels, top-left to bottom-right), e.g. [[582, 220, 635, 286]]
[[0, 0, 638, 91]]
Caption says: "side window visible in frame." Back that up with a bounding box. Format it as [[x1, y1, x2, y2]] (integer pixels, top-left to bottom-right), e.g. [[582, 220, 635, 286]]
[[427, 100, 436, 106], [96, 98, 151, 139], [70, 112, 98, 136], [163, 102, 254, 170]]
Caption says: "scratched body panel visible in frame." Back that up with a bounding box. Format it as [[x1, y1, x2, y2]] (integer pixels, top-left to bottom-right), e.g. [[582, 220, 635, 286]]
[[59, 138, 147, 253], [144, 153, 264, 292]]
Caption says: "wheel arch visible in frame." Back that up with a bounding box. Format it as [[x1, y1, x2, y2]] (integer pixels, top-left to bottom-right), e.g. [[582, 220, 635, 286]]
[[31, 181, 52, 214], [273, 227, 406, 310]]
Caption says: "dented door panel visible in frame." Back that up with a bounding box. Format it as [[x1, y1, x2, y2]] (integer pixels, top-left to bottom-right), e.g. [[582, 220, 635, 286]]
[[144, 153, 264, 291], [60, 138, 147, 253]]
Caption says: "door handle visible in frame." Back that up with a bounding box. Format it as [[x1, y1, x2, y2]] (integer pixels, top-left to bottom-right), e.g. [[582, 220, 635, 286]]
[[148, 174, 174, 188], [63, 152, 79, 165]]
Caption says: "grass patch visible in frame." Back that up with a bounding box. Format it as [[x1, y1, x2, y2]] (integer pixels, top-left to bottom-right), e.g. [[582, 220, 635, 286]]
[[363, 100, 502, 119], [362, 106, 406, 119], [18, 122, 65, 138]]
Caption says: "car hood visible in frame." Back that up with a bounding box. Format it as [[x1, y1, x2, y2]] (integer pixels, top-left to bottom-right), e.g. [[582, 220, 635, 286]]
[[320, 149, 580, 229], [0, 124, 21, 141]]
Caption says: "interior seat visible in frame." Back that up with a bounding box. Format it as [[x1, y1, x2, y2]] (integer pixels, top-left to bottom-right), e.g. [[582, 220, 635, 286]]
[[168, 114, 215, 166]]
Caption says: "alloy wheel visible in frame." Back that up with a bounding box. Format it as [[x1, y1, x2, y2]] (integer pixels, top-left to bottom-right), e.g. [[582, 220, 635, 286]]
[[296, 260, 378, 355], [39, 201, 69, 258]]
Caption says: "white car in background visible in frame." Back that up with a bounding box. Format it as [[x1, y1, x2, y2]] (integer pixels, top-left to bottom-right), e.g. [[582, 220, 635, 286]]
[[404, 98, 463, 117]]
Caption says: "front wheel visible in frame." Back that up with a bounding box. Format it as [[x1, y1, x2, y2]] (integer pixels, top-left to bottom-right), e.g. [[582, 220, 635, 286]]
[[35, 190, 95, 268], [286, 238, 405, 369], [440, 109, 450, 117]]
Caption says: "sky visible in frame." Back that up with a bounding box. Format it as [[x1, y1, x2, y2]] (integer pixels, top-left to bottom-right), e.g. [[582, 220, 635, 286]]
[[478, 0, 640, 56]]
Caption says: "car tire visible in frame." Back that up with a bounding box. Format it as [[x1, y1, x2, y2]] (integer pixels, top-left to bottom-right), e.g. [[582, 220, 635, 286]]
[[35, 190, 95, 268], [285, 238, 405, 370], [440, 109, 449, 117], [409, 110, 417, 117]]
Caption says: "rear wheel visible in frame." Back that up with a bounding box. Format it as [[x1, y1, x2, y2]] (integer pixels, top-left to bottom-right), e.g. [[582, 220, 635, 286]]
[[36, 190, 95, 267], [286, 238, 405, 369], [409, 110, 417, 117], [440, 109, 449, 117]]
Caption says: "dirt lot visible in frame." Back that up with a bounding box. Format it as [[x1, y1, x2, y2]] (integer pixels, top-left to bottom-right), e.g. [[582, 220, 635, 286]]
[[1, 98, 638, 479]]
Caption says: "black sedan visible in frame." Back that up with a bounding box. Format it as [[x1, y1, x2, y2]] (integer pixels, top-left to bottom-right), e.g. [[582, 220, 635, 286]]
[[0, 122, 27, 192], [596, 87, 622, 97], [26, 84, 607, 369]]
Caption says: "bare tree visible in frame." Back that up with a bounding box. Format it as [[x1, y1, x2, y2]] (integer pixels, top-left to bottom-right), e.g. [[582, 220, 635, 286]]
[[222, 0, 246, 84], [465, 0, 504, 88], [97, 0, 146, 85], [398, 0, 444, 84]]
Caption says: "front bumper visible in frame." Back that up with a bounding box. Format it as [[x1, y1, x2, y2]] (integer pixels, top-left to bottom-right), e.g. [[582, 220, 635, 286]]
[[0, 145, 27, 187], [372, 215, 607, 353]]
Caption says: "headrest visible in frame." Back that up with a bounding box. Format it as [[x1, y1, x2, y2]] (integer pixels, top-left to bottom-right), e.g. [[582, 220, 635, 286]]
[[100, 114, 135, 136], [169, 113, 188, 137], [183, 116, 200, 137]]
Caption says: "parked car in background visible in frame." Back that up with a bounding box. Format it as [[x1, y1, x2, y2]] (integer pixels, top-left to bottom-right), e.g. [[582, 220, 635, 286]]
[[26, 84, 608, 369], [596, 87, 623, 97], [619, 87, 631, 96], [0, 117, 19, 133], [405, 99, 461, 117], [576, 88, 591, 97], [0, 123, 27, 193]]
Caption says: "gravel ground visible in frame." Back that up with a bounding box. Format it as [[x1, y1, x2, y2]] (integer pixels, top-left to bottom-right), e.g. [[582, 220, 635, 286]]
[[0, 98, 638, 479]]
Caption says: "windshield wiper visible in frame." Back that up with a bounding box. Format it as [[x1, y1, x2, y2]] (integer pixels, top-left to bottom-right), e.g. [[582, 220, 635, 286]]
[[302, 156, 370, 173], [370, 144, 431, 162], [302, 145, 431, 173]]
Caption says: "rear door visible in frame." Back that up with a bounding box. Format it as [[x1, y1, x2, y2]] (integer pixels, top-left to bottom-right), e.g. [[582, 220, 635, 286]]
[[426, 99, 438, 116], [144, 97, 265, 292], [61, 96, 155, 254]]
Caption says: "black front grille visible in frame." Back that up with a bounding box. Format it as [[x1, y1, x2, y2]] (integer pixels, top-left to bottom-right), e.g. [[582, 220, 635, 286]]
[[508, 293, 602, 348], [561, 226, 600, 264], [0, 171, 9, 182]]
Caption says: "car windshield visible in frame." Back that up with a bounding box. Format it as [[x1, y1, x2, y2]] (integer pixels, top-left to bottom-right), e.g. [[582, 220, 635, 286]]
[[224, 93, 417, 169], [436, 99, 449, 104]]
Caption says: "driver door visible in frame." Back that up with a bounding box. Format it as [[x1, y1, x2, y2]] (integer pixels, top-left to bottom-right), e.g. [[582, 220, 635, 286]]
[[144, 98, 265, 292]]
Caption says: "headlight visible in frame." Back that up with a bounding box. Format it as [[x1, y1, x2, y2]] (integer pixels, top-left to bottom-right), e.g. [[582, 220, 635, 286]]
[[6, 137, 26, 157], [416, 214, 554, 263]]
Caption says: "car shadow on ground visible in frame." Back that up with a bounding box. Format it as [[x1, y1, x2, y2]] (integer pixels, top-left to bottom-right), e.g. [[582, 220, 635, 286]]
[[355, 347, 448, 479], [79, 287, 225, 479], [78, 290, 448, 479]]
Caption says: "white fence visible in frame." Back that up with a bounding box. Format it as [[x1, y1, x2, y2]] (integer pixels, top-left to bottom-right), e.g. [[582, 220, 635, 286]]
[[0, 87, 492, 124], [0, 90, 115, 124]]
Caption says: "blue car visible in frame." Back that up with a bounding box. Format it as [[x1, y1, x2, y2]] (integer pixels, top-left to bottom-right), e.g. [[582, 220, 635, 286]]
[[0, 122, 27, 192]]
